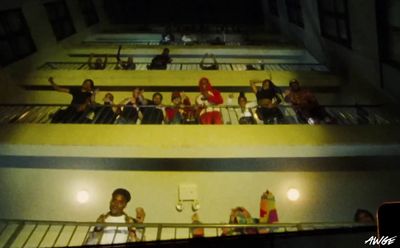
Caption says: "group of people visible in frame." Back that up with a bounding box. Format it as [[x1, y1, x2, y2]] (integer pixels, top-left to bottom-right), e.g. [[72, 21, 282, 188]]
[[84, 187, 375, 245], [85, 188, 279, 245], [49, 76, 334, 125], [88, 47, 173, 71]]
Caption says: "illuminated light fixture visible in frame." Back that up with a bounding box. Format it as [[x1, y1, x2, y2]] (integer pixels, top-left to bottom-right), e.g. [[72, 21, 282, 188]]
[[192, 200, 200, 212], [176, 201, 184, 212], [287, 188, 300, 201], [77, 190, 90, 204]]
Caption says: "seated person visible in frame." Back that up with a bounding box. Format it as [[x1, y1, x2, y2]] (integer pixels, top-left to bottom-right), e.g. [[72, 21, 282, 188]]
[[85, 188, 145, 245], [88, 53, 107, 70], [115, 45, 136, 70], [250, 79, 285, 124], [147, 48, 172, 70], [116, 88, 145, 124], [165, 91, 195, 124], [49, 77, 95, 123], [284, 79, 334, 124], [196, 77, 224, 124], [94, 93, 119, 124], [200, 53, 219, 70], [140, 92, 166, 124]]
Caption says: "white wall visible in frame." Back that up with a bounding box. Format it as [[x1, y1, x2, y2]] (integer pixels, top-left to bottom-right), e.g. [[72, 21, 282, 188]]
[[0, 168, 399, 223]]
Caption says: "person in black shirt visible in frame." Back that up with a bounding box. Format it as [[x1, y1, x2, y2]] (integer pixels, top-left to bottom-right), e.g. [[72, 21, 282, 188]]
[[93, 93, 119, 124], [140, 92, 165, 124], [147, 48, 172, 70], [116, 88, 145, 124], [88, 53, 108, 70], [250, 79, 285, 124], [49, 77, 95, 123], [200, 53, 219, 70]]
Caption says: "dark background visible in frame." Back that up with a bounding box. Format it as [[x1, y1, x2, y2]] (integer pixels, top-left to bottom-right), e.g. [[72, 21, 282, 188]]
[[103, 0, 265, 26]]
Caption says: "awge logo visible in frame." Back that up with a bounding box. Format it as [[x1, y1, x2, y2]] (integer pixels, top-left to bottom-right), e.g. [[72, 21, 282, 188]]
[[365, 236, 397, 246]]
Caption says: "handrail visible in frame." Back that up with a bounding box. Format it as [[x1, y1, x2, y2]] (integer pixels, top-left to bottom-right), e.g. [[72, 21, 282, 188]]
[[0, 103, 397, 125], [0, 218, 376, 247], [37, 61, 328, 72]]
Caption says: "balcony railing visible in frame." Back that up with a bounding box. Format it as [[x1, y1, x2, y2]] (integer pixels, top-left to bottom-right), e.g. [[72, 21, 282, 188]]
[[37, 62, 329, 72], [0, 104, 397, 125], [0, 219, 375, 247]]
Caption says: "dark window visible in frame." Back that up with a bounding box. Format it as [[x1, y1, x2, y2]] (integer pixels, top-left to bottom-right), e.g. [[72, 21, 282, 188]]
[[317, 0, 351, 47], [268, 0, 279, 17], [285, 0, 304, 28], [377, 0, 400, 68], [79, 0, 99, 26], [0, 9, 37, 67], [44, 0, 76, 41]]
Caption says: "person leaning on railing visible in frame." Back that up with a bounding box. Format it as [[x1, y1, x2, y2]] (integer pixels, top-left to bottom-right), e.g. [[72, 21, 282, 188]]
[[196, 77, 224, 124], [283, 79, 335, 124], [165, 91, 196, 124], [199, 53, 219, 70], [85, 188, 146, 245], [88, 53, 108, 70], [48, 77, 96, 123], [250, 79, 285, 124], [115, 45, 136, 70]]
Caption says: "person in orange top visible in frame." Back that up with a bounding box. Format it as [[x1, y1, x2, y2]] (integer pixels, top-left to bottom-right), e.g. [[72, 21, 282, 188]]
[[196, 77, 224, 124]]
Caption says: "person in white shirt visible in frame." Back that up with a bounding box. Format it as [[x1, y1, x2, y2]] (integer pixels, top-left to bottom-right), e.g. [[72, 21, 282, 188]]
[[85, 188, 145, 245]]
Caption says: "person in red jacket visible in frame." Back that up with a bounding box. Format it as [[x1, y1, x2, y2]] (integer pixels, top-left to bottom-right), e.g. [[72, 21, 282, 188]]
[[196, 77, 224, 124]]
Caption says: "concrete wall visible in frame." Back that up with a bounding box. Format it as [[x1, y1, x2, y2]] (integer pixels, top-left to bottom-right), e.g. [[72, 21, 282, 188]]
[[262, 0, 400, 102], [0, 0, 101, 100], [0, 168, 398, 223]]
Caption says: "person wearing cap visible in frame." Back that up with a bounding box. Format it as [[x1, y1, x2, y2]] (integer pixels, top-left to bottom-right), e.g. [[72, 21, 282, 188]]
[[85, 188, 146, 245], [165, 91, 193, 124]]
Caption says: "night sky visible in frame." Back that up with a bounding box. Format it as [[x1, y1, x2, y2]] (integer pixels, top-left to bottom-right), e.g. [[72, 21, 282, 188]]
[[104, 0, 264, 25]]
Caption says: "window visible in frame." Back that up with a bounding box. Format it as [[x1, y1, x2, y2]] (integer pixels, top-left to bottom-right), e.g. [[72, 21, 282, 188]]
[[0, 9, 37, 67], [44, 0, 76, 41], [285, 0, 304, 28], [268, 0, 279, 17], [317, 0, 351, 47], [377, 0, 400, 67], [79, 0, 99, 26]]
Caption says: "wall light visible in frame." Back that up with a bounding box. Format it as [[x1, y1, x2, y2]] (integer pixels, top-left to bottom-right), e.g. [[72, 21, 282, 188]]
[[76, 190, 90, 204], [287, 188, 300, 202]]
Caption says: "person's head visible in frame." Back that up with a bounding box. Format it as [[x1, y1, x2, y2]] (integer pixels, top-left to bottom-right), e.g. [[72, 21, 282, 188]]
[[133, 88, 142, 98], [354, 209, 375, 224], [262, 79, 273, 90], [103, 92, 114, 103], [289, 79, 300, 92], [153, 92, 163, 105], [171, 91, 182, 105], [199, 77, 211, 92], [109, 188, 131, 216], [238, 92, 247, 108], [162, 48, 170, 55], [82, 79, 95, 92]]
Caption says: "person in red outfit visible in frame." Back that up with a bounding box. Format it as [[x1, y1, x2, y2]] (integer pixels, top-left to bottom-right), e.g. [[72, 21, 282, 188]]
[[196, 77, 224, 124]]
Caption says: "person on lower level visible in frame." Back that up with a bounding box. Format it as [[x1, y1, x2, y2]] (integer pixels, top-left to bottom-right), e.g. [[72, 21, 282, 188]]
[[85, 188, 145, 245]]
